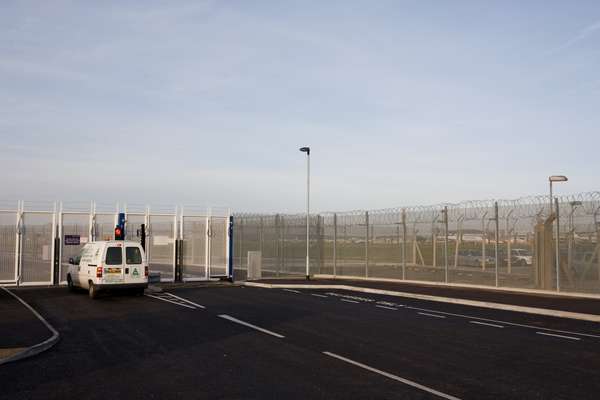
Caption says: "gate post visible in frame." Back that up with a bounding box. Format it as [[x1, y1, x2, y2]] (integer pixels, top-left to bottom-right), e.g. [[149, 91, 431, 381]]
[[53, 202, 61, 285], [228, 215, 234, 282], [14, 201, 23, 284], [333, 213, 337, 277], [365, 211, 369, 278]]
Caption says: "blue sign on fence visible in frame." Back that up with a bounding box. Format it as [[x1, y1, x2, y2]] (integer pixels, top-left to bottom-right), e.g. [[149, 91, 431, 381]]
[[64, 235, 80, 245]]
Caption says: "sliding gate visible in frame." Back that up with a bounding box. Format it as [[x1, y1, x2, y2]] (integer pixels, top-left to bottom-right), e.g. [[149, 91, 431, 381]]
[[181, 213, 230, 281], [0, 202, 231, 286]]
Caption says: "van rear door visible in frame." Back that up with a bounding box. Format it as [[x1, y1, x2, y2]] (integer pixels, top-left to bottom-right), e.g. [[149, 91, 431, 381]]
[[124, 245, 146, 284], [103, 244, 125, 284]]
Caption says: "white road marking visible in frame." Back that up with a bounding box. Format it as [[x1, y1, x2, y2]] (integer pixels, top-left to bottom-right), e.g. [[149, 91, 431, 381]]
[[218, 314, 285, 338], [165, 292, 206, 309], [323, 351, 462, 400], [376, 305, 398, 311], [283, 289, 301, 294], [418, 312, 446, 319], [245, 282, 600, 324], [469, 321, 504, 329], [145, 294, 197, 309], [341, 299, 360, 304], [311, 293, 328, 298], [536, 332, 580, 341], [404, 306, 600, 339]]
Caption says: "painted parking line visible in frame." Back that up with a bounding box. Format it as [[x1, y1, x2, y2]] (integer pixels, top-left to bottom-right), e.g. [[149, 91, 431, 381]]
[[165, 292, 206, 309], [218, 314, 285, 338], [469, 321, 504, 329], [311, 293, 328, 298], [403, 306, 600, 339], [375, 305, 398, 311], [145, 294, 197, 309], [340, 299, 360, 304], [536, 332, 581, 341], [283, 289, 301, 294], [418, 312, 446, 319], [323, 351, 462, 400]]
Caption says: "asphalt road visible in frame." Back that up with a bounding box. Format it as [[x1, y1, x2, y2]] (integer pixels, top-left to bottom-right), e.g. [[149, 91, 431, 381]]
[[1, 286, 599, 399]]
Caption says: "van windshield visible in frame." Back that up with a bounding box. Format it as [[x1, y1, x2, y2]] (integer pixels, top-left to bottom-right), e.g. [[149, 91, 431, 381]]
[[126, 247, 142, 265], [106, 247, 122, 265]]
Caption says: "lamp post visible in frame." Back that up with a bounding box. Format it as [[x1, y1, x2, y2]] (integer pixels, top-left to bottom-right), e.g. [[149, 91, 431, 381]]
[[549, 175, 567, 215], [549, 175, 567, 291], [300, 147, 311, 279]]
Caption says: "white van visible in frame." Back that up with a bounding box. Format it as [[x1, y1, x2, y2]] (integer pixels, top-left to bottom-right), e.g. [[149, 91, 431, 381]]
[[67, 240, 148, 299]]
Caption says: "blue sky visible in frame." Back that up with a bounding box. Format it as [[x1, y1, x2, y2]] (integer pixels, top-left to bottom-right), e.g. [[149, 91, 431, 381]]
[[1, 1, 599, 212]]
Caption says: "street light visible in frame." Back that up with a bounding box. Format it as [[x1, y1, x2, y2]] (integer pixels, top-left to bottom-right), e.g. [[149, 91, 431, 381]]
[[548, 175, 567, 292], [300, 147, 311, 279], [549, 175, 568, 215]]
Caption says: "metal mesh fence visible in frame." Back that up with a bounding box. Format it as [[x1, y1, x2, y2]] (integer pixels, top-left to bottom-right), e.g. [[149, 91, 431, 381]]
[[0, 202, 231, 285], [232, 214, 320, 279], [234, 192, 600, 295], [147, 214, 176, 282], [0, 209, 17, 282]]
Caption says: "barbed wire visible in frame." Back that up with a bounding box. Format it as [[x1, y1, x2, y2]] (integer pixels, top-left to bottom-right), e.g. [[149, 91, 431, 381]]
[[235, 191, 600, 224]]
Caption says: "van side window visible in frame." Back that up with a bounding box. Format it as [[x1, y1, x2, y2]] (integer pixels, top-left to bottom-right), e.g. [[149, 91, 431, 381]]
[[126, 247, 142, 265], [106, 247, 122, 265]]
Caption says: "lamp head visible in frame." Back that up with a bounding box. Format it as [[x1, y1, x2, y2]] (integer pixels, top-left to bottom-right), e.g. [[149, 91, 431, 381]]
[[299, 147, 310, 155], [549, 175, 568, 182]]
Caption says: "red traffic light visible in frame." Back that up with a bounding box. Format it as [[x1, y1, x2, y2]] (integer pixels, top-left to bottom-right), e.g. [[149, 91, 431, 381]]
[[114, 227, 123, 240]]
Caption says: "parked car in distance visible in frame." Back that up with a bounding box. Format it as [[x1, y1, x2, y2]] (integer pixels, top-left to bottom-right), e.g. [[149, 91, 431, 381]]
[[507, 248, 533, 266], [67, 240, 148, 299], [457, 250, 495, 267]]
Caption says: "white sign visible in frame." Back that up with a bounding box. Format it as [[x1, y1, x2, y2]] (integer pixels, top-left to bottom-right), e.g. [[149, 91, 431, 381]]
[[153, 236, 172, 246]]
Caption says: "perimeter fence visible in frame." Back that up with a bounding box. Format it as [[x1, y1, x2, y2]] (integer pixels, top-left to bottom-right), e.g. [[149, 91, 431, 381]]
[[0, 200, 231, 286], [233, 192, 600, 295]]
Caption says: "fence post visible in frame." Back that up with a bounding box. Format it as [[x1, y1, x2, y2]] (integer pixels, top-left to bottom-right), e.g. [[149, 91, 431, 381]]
[[333, 213, 337, 277], [506, 209, 514, 274], [259, 216, 264, 257], [365, 211, 369, 278], [89, 201, 96, 243], [15, 201, 23, 285], [402, 209, 407, 280], [443, 206, 449, 283], [494, 202, 499, 287], [432, 215, 437, 269], [555, 198, 561, 292], [481, 212, 488, 271], [53, 202, 61, 285], [275, 214, 280, 277]]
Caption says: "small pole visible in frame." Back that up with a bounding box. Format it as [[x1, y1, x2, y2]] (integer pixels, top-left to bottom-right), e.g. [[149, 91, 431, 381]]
[[443, 206, 449, 283], [555, 198, 561, 292], [333, 213, 337, 277], [494, 202, 499, 287], [304, 149, 311, 279], [365, 211, 369, 278], [402, 209, 407, 280]]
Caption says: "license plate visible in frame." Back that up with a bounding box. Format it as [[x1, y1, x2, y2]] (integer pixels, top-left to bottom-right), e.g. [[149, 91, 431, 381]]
[[105, 268, 121, 274]]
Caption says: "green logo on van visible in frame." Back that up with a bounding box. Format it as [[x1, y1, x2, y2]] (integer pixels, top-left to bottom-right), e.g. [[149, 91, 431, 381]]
[[132, 268, 139, 277]]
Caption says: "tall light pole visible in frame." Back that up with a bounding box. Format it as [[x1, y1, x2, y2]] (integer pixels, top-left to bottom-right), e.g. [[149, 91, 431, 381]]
[[549, 175, 567, 291], [300, 147, 311, 280], [549, 175, 567, 215]]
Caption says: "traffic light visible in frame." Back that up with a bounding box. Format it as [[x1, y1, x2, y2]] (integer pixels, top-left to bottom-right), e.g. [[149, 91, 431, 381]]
[[115, 212, 126, 240], [140, 223, 146, 251], [114, 225, 124, 240]]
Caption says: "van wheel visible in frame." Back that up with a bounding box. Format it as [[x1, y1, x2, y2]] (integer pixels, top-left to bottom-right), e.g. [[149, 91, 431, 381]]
[[89, 282, 98, 299], [67, 275, 75, 292]]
